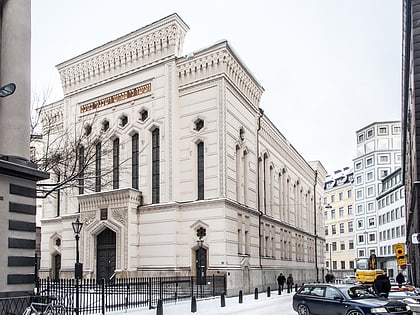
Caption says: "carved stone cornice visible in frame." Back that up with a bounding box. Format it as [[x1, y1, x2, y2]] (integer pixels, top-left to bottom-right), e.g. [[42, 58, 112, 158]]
[[77, 188, 143, 212], [177, 41, 264, 108], [57, 14, 189, 96]]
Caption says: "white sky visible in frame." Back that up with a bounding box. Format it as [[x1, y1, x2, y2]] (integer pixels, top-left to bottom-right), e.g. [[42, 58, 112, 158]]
[[31, 0, 402, 174]]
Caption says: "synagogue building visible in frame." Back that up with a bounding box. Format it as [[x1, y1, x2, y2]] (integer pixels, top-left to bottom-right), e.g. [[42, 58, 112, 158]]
[[39, 14, 327, 295]]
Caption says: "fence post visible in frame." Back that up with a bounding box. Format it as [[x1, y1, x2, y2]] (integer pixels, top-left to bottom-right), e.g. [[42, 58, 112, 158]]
[[212, 274, 215, 296], [254, 288, 258, 300], [126, 279, 129, 311], [191, 296, 197, 313], [220, 293, 225, 307], [156, 299, 163, 315], [267, 286, 271, 297], [295, 283, 298, 292], [239, 290, 243, 303], [148, 278, 153, 310], [101, 278, 105, 315]]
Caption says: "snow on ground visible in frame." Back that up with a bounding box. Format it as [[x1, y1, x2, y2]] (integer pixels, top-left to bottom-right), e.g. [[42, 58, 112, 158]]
[[109, 290, 297, 315]]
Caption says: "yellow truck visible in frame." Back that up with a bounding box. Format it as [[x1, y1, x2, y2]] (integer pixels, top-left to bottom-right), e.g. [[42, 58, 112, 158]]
[[355, 257, 384, 284]]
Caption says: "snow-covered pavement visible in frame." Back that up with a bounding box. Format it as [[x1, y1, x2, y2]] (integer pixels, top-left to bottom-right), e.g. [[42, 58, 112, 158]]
[[108, 290, 297, 315]]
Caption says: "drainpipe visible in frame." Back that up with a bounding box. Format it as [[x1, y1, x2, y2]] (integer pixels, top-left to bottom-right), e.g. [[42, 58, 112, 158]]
[[313, 170, 319, 282], [257, 108, 264, 269]]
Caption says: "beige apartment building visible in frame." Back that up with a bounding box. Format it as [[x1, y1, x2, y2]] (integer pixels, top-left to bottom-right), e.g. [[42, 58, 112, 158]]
[[37, 14, 327, 295], [323, 167, 355, 280]]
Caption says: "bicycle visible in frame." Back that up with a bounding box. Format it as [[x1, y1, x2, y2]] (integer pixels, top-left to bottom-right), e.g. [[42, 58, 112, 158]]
[[22, 295, 65, 315]]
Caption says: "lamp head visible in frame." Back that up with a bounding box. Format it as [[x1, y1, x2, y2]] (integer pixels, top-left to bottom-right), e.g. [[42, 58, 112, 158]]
[[72, 217, 83, 235]]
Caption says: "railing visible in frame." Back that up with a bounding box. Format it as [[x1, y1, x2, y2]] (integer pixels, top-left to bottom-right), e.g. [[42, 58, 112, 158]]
[[36, 275, 226, 314], [0, 296, 32, 315]]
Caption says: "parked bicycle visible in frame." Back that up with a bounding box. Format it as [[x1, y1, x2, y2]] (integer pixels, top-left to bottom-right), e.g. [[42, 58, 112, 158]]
[[22, 295, 65, 315]]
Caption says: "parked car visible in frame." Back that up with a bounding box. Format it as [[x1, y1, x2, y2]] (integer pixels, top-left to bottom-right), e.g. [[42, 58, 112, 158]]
[[343, 275, 357, 284], [292, 283, 412, 315]]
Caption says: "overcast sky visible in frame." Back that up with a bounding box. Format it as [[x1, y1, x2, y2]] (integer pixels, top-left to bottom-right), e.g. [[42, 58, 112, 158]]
[[31, 0, 402, 174]]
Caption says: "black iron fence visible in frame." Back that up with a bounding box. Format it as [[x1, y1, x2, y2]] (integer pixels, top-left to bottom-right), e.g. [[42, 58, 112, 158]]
[[34, 275, 226, 314]]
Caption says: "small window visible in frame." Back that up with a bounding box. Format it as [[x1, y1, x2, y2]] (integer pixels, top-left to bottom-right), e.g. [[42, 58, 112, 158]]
[[102, 119, 110, 132], [119, 115, 128, 127], [357, 133, 365, 143], [367, 128, 374, 138], [378, 126, 388, 134], [100, 208, 108, 220], [194, 118, 204, 131], [355, 161, 362, 170], [84, 124, 92, 136], [239, 127, 245, 140], [55, 238, 61, 247], [140, 109, 148, 122]]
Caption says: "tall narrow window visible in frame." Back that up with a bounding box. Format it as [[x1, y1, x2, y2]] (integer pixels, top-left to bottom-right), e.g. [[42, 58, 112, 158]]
[[56, 172, 61, 216], [113, 138, 120, 189], [95, 142, 101, 192], [132, 133, 139, 189], [243, 151, 248, 203], [78, 145, 85, 194], [235, 146, 241, 202], [152, 129, 160, 203], [197, 141, 204, 200]]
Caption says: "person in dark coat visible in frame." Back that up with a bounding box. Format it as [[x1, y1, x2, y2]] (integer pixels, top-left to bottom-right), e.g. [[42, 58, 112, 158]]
[[286, 274, 294, 293], [325, 273, 335, 283], [277, 273, 286, 293], [373, 272, 391, 298], [396, 272, 405, 287]]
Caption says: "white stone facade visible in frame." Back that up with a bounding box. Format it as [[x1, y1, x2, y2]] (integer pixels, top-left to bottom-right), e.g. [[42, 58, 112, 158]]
[[39, 14, 327, 295]]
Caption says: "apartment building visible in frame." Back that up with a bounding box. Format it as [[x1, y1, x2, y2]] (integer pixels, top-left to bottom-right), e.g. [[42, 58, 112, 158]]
[[377, 168, 406, 280], [323, 167, 355, 279], [353, 121, 401, 265]]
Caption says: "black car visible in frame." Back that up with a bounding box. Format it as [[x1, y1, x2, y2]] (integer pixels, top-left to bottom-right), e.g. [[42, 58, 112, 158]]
[[292, 283, 412, 315]]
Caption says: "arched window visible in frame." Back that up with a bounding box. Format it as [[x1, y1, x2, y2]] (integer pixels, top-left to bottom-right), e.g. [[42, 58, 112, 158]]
[[197, 141, 204, 200], [113, 138, 120, 189], [78, 145, 85, 194], [132, 133, 139, 189], [95, 142, 101, 192], [152, 129, 160, 203]]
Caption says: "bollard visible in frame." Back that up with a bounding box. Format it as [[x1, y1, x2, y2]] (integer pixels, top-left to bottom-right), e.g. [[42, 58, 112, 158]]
[[254, 288, 258, 300], [295, 283, 298, 292], [156, 299, 163, 315], [221, 293, 226, 307], [267, 286, 271, 297], [239, 290, 243, 304], [191, 296, 197, 313]]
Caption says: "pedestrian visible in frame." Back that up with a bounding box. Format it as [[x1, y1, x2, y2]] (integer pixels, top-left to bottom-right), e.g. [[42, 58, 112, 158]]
[[373, 271, 391, 298], [396, 272, 405, 287], [286, 273, 294, 293], [277, 273, 286, 293], [325, 273, 335, 283]]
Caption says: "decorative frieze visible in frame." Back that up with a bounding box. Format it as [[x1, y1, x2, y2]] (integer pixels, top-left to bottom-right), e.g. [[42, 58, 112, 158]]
[[57, 14, 189, 95]]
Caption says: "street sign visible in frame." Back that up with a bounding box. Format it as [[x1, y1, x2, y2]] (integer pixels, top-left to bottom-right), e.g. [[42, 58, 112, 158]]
[[393, 243, 407, 267]]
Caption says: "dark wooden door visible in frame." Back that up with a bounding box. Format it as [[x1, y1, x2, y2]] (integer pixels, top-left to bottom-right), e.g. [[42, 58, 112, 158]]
[[96, 228, 116, 281]]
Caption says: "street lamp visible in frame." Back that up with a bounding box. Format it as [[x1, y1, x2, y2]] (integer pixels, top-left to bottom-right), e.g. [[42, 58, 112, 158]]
[[0, 83, 16, 97], [72, 218, 83, 315]]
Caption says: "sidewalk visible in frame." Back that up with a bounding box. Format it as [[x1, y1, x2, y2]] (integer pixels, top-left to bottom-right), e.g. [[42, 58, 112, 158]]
[[108, 290, 296, 315]]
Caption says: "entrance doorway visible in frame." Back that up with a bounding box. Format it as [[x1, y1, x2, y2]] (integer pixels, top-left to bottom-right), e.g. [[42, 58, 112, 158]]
[[96, 228, 116, 281], [52, 253, 61, 281], [195, 247, 207, 285]]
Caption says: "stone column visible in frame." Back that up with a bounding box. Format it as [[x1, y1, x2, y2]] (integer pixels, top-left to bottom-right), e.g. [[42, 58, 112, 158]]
[[0, 0, 31, 159]]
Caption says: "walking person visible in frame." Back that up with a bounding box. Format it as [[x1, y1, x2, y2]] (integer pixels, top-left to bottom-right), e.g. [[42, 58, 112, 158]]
[[277, 273, 286, 293], [396, 272, 405, 288], [373, 271, 391, 298], [286, 273, 294, 293]]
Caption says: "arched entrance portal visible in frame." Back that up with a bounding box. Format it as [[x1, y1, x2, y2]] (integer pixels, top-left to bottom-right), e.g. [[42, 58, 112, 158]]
[[96, 228, 116, 281]]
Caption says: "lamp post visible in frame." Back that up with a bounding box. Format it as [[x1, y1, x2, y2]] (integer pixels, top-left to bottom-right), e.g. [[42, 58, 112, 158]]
[[72, 218, 83, 315]]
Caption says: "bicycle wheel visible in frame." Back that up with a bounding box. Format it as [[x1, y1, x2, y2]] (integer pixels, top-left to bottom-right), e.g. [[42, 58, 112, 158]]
[[44, 305, 65, 315]]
